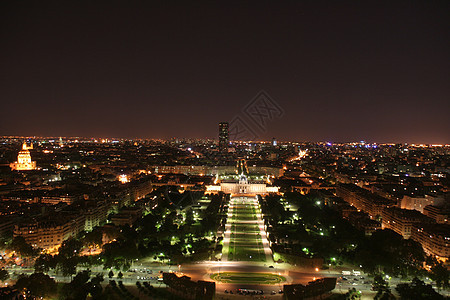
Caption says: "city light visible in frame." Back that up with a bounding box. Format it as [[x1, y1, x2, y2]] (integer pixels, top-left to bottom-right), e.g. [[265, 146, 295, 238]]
[[118, 174, 129, 184]]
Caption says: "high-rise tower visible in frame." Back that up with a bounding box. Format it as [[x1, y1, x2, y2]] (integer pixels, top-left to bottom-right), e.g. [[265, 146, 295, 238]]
[[219, 122, 229, 151]]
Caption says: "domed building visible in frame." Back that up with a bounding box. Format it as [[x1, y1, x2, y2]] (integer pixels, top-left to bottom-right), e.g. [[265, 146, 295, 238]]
[[10, 142, 36, 171], [206, 159, 279, 195]]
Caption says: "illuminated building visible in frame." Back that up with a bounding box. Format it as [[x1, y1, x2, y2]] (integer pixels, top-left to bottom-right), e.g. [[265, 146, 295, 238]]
[[411, 224, 450, 261], [14, 215, 85, 251], [216, 174, 279, 194], [400, 195, 444, 213], [118, 174, 129, 184], [10, 142, 36, 171], [218, 122, 229, 151], [381, 207, 432, 239], [84, 201, 110, 231], [206, 159, 279, 195], [272, 137, 277, 146]]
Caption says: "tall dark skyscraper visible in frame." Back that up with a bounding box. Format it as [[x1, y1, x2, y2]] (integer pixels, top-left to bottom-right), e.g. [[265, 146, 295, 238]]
[[219, 122, 229, 151]]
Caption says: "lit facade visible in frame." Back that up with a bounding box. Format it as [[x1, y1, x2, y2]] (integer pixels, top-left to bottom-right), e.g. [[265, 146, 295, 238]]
[[14, 216, 84, 251], [400, 195, 444, 213], [381, 207, 432, 239], [10, 142, 36, 171], [411, 224, 450, 261], [206, 174, 279, 195]]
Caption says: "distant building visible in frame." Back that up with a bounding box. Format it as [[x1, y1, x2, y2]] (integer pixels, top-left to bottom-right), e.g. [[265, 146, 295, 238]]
[[111, 206, 143, 227], [218, 122, 229, 151], [347, 211, 381, 236], [84, 201, 110, 231], [423, 205, 448, 224], [10, 142, 36, 171], [0, 215, 15, 238], [336, 184, 395, 219], [152, 165, 283, 177], [400, 195, 444, 213], [41, 195, 78, 205]]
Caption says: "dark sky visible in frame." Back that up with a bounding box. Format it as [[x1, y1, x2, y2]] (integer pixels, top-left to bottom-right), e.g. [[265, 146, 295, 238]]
[[1, 1, 449, 143]]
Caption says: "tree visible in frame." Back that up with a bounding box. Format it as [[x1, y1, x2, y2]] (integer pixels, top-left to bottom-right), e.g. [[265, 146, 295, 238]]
[[83, 229, 103, 248], [90, 274, 104, 299], [344, 288, 361, 299], [374, 290, 396, 300], [396, 277, 444, 300], [59, 270, 91, 300], [8, 236, 38, 257], [58, 238, 83, 259], [354, 229, 425, 277], [15, 272, 57, 298], [34, 253, 57, 273], [372, 274, 389, 293], [0, 269, 9, 282], [430, 263, 449, 290], [56, 238, 83, 277], [58, 256, 79, 278], [102, 239, 140, 270], [59, 271, 104, 300]]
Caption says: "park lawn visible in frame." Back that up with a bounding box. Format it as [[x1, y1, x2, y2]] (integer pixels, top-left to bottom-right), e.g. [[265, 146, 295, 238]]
[[226, 197, 267, 262], [231, 223, 260, 232], [229, 237, 265, 262], [211, 272, 286, 284]]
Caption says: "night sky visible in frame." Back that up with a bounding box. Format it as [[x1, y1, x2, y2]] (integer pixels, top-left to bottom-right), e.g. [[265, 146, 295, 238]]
[[1, 1, 449, 143]]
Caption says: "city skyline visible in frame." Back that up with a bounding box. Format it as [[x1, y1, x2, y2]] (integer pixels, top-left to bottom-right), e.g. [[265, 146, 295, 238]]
[[1, 2, 449, 144], [1, 135, 448, 299]]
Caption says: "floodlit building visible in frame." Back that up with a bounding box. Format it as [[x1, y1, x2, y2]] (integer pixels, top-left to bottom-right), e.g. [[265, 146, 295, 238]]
[[207, 174, 279, 195], [411, 224, 450, 261], [14, 215, 85, 251], [10, 142, 36, 171], [206, 159, 279, 195], [381, 207, 432, 239], [400, 195, 444, 213]]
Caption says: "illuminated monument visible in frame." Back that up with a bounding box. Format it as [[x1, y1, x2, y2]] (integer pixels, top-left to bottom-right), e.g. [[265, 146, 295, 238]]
[[206, 159, 279, 195], [10, 142, 36, 171]]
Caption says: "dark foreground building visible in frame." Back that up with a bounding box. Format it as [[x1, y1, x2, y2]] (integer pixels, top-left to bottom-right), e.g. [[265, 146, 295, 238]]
[[163, 272, 215, 300], [284, 277, 337, 300]]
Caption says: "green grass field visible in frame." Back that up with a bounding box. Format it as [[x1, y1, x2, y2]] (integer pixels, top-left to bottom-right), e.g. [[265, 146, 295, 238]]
[[210, 272, 286, 284], [226, 197, 266, 262]]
